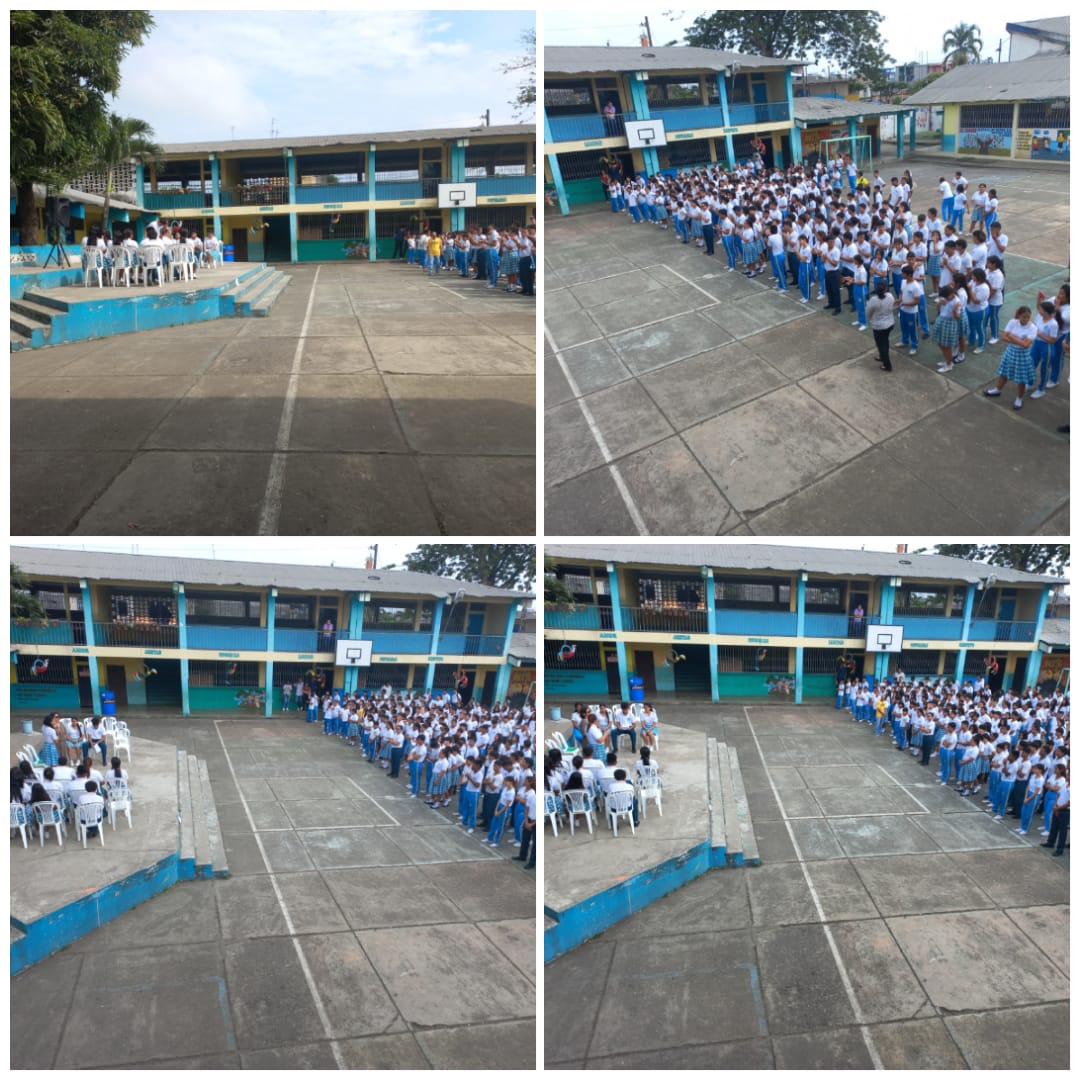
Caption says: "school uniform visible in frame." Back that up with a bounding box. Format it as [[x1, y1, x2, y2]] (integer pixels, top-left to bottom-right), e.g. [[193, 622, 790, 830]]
[[1044, 784, 1069, 854], [992, 760, 1018, 816], [997, 319, 1038, 385], [1019, 772, 1044, 833], [486, 785, 515, 845]]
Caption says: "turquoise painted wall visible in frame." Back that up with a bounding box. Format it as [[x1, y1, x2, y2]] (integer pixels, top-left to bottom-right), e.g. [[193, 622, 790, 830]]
[[544, 669, 609, 696], [11, 683, 81, 710], [189, 686, 268, 711]]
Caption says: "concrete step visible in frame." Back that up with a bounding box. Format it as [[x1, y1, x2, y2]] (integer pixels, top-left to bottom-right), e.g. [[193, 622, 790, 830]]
[[219, 265, 276, 315], [10, 327, 32, 350], [246, 272, 291, 316], [727, 746, 760, 866], [177, 749, 196, 871], [187, 753, 213, 879], [10, 297, 58, 325], [197, 757, 229, 878], [708, 739, 761, 867]]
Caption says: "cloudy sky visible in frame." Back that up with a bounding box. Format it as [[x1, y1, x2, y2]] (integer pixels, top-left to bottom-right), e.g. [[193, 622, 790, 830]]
[[545, 6, 1024, 70], [111, 9, 535, 144]]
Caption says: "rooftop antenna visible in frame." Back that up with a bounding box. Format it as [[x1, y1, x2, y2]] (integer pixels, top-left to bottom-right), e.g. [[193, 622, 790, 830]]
[[270, 117, 279, 138], [481, 109, 490, 127], [230, 125, 235, 140]]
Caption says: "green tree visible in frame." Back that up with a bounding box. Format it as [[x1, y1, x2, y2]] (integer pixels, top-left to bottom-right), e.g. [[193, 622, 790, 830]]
[[500, 26, 535, 118], [942, 22, 983, 67], [680, 10, 893, 81], [11, 564, 48, 624], [915, 545, 1069, 576], [91, 114, 163, 233], [543, 556, 576, 608], [395, 545, 535, 592], [10, 10, 154, 245]]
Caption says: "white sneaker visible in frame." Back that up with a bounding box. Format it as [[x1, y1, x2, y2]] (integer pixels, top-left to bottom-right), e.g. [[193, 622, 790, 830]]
[[468, 827, 475, 833], [993, 814, 1003, 821], [909, 348, 918, 356], [936, 364, 953, 372], [972, 347, 984, 354], [1046, 381, 1059, 389], [799, 296, 809, 303], [983, 387, 1001, 396], [1029, 389, 1045, 399], [852, 320, 862, 326], [988, 337, 999, 345], [857, 325, 867, 331]]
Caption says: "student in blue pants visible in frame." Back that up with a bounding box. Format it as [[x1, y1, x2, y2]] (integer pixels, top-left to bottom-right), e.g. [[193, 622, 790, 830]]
[[483, 778, 516, 846], [1042, 763, 1066, 836], [306, 695, 318, 723], [938, 723, 957, 785], [992, 751, 1019, 818], [1017, 764, 1045, 835]]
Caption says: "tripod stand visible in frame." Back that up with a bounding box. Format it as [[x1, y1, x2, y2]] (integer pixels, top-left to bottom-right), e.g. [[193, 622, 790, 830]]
[[42, 224, 72, 269]]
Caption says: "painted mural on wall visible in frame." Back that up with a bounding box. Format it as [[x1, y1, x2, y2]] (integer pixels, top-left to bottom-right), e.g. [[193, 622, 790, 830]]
[[234, 688, 266, 709], [1020, 128, 1070, 161], [958, 127, 1012, 156]]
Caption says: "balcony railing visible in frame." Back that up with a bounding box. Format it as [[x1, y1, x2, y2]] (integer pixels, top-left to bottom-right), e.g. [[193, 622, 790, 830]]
[[544, 605, 612, 631], [651, 104, 727, 132], [275, 628, 327, 653], [186, 626, 268, 651], [373, 181, 425, 200], [366, 629, 434, 654], [546, 112, 639, 143], [296, 182, 369, 203], [475, 174, 536, 196], [11, 619, 84, 645], [970, 619, 1038, 643], [621, 606, 708, 634], [142, 191, 211, 210], [727, 100, 790, 126], [716, 609, 798, 635], [230, 184, 291, 206], [438, 633, 506, 656], [93, 622, 179, 648]]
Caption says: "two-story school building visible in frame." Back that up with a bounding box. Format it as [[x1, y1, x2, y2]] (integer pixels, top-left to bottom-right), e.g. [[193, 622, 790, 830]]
[[16, 123, 536, 262], [544, 44, 801, 212], [11, 547, 533, 717], [544, 544, 1067, 703]]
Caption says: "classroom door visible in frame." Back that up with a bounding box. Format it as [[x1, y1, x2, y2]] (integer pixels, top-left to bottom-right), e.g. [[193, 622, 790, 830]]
[[106, 665, 129, 706], [1009, 654, 1027, 693], [996, 597, 1016, 640], [634, 650, 657, 695], [604, 650, 622, 695], [263, 215, 292, 263], [230, 228, 248, 262], [466, 611, 485, 654], [77, 666, 93, 709]]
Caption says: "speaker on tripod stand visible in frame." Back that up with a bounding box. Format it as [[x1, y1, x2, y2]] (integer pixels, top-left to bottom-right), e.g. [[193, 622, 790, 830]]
[[43, 195, 72, 268]]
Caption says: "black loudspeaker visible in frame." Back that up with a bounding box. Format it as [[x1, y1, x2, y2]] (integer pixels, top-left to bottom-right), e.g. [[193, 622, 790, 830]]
[[44, 196, 71, 227]]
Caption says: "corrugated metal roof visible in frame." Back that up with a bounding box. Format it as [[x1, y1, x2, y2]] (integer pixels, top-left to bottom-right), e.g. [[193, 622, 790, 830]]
[[1039, 618, 1071, 647], [545, 544, 1065, 586], [793, 97, 910, 123], [1007, 16, 1070, 40], [11, 546, 533, 601], [160, 123, 533, 157], [545, 45, 797, 76], [904, 55, 1070, 105], [509, 632, 536, 660]]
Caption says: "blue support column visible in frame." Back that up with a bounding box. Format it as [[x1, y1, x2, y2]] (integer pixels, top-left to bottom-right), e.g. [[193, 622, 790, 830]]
[[176, 584, 189, 717], [847, 117, 858, 149], [285, 150, 297, 263], [705, 568, 719, 702], [897, 118, 905, 160], [795, 574, 807, 703], [717, 73, 737, 168], [790, 124, 803, 166], [908, 111, 917, 151], [627, 75, 659, 176], [956, 584, 976, 682], [342, 593, 367, 696], [544, 112, 570, 216], [450, 142, 466, 232], [264, 588, 276, 718], [606, 564, 630, 701], [494, 663, 512, 704], [1027, 587, 1052, 689], [209, 156, 222, 246], [367, 146, 377, 262], [425, 597, 446, 693], [80, 579, 102, 714], [876, 579, 897, 685]]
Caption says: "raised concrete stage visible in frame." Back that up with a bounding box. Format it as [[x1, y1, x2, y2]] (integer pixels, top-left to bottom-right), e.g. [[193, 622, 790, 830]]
[[10, 262, 290, 351], [9, 733, 227, 974], [544, 721, 759, 961]]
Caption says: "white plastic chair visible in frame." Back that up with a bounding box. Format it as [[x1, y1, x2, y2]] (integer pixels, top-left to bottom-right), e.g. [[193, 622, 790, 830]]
[[76, 801, 106, 848], [606, 788, 636, 836], [113, 727, 132, 762], [552, 731, 569, 751], [629, 702, 645, 720], [32, 801, 65, 847], [105, 781, 132, 829], [563, 788, 596, 836], [171, 244, 193, 282], [22, 744, 42, 763], [11, 802, 31, 847], [203, 243, 221, 269], [139, 247, 166, 286], [110, 246, 133, 287], [636, 769, 663, 820], [82, 248, 106, 287], [544, 792, 560, 837]]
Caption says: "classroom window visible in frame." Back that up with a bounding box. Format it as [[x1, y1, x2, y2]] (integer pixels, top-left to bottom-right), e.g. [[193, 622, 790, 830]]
[[1017, 100, 1070, 128], [647, 77, 703, 106], [636, 574, 705, 610], [364, 601, 418, 629], [894, 588, 948, 616], [297, 213, 366, 241], [544, 640, 602, 670], [715, 577, 791, 609], [896, 650, 941, 676], [188, 661, 260, 687], [803, 648, 846, 674], [357, 664, 409, 690], [544, 81, 598, 114], [717, 644, 789, 673], [186, 592, 261, 625], [109, 590, 176, 625], [16, 654, 74, 685], [276, 597, 315, 627], [805, 580, 844, 613], [272, 663, 310, 687]]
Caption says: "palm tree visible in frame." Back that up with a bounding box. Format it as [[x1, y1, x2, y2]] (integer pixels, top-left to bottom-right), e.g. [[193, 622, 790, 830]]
[[942, 23, 983, 68], [92, 114, 163, 233]]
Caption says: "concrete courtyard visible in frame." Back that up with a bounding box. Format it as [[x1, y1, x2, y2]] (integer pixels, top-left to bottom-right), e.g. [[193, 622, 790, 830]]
[[545, 704, 1069, 1070], [12, 262, 535, 534], [545, 158, 1069, 534], [11, 714, 536, 1070]]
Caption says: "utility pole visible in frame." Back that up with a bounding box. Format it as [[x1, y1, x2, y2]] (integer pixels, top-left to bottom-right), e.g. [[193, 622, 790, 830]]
[[996, 38, 1003, 62], [641, 16, 653, 47], [481, 109, 490, 127]]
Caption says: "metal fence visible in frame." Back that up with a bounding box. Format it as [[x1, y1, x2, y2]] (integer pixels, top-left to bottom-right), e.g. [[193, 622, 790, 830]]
[[188, 660, 260, 687]]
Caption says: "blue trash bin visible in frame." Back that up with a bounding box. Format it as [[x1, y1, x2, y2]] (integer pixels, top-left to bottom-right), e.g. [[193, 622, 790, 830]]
[[629, 676, 644, 703], [101, 690, 116, 716]]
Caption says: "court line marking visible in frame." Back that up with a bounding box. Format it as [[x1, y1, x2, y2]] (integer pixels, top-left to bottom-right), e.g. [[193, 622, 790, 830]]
[[875, 763, 932, 814], [544, 323, 649, 534], [257, 264, 321, 535], [214, 721, 348, 1069], [343, 774, 401, 826], [744, 706, 883, 1070]]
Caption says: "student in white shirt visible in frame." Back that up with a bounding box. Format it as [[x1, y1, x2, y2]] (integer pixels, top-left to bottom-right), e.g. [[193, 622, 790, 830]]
[[984, 305, 1038, 409]]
